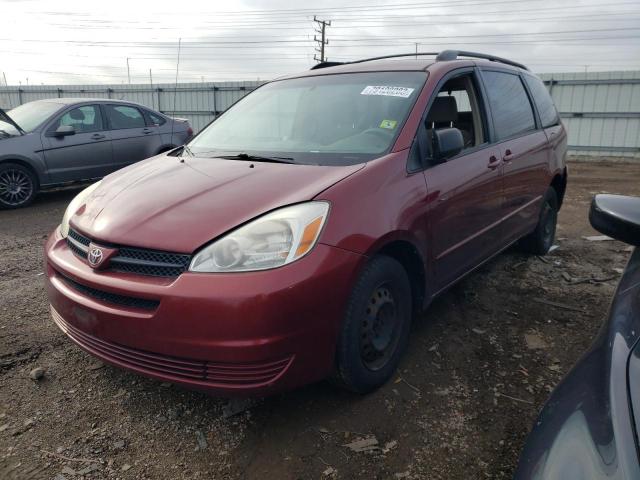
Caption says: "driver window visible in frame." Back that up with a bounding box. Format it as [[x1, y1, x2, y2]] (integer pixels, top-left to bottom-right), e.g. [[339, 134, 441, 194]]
[[55, 105, 103, 134], [425, 74, 485, 153]]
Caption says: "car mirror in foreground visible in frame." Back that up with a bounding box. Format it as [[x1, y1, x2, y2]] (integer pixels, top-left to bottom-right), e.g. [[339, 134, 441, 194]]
[[589, 194, 640, 247], [432, 127, 464, 163], [54, 125, 76, 137]]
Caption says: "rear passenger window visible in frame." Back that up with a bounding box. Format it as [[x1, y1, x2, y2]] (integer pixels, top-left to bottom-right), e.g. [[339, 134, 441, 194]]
[[524, 75, 559, 128], [482, 71, 536, 140], [105, 105, 145, 129]]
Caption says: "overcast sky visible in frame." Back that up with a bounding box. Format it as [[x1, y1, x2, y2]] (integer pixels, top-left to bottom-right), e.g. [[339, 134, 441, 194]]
[[1, 0, 639, 85]]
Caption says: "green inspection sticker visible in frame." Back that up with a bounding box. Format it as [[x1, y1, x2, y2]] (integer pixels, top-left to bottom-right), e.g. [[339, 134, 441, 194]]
[[379, 119, 398, 129]]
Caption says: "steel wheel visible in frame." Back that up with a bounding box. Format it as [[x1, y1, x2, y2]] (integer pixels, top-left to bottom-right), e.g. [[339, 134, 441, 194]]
[[360, 284, 401, 371], [333, 255, 412, 393], [0, 167, 34, 207]]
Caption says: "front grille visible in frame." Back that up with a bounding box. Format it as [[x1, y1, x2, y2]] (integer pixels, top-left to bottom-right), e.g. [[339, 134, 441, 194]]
[[51, 307, 293, 387], [110, 247, 191, 277], [67, 228, 91, 257], [66, 228, 191, 278], [58, 272, 159, 310], [68, 227, 90, 246]]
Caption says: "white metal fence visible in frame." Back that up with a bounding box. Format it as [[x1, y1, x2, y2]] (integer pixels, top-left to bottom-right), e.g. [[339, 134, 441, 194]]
[[1, 71, 639, 158], [540, 71, 640, 158], [0, 81, 261, 133]]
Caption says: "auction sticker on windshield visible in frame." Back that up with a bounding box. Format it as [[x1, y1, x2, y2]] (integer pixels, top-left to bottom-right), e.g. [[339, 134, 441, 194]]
[[361, 86, 415, 98]]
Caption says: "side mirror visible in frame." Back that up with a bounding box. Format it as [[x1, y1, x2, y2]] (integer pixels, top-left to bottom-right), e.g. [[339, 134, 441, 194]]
[[589, 194, 640, 247], [432, 127, 464, 163], [54, 125, 76, 137]]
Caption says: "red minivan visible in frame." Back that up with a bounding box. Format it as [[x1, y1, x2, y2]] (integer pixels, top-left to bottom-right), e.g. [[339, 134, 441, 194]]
[[44, 50, 567, 395]]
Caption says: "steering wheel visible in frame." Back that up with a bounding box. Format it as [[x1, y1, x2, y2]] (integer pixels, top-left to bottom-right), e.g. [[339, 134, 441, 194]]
[[361, 128, 393, 141]]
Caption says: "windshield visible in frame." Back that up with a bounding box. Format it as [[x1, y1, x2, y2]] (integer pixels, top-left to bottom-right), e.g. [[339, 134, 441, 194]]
[[0, 102, 61, 135], [188, 72, 427, 166]]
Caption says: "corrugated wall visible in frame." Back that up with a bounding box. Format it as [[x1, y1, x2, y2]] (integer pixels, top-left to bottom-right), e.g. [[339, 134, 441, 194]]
[[0, 81, 261, 133], [1, 72, 639, 158], [539, 71, 640, 158]]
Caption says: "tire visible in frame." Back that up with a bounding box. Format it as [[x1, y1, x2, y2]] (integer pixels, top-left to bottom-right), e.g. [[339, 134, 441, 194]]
[[519, 188, 558, 255], [0, 162, 38, 209], [333, 255, 412, 394]]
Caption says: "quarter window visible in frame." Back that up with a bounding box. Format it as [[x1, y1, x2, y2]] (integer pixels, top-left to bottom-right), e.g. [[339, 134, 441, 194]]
[[105, 105, 146, 129], [146, 110, 166, 126], [55, 105, 103, 133], [482, 71, 536, 140], [524, 75, 559, 128]]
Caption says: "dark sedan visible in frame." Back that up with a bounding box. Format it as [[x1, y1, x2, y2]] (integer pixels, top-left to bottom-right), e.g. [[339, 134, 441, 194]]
[[0, 98, 192, 208], [515, 194, 640, 479]]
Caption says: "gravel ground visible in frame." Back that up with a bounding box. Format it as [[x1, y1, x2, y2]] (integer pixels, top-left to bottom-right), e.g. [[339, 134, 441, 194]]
[[1, 160, 639, 480]]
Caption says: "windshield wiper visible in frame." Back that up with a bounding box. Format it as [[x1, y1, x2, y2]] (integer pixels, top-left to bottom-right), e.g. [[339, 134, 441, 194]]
[[217, 152, 296, 164], [180, 144, 194, 157]]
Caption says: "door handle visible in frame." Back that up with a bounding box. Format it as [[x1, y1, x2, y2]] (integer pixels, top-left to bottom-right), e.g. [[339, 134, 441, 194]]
[[91, 134, 106, 140], [142, 128, 153, 134], [487, 155, 500, 170], [503, 149, 514, 163]]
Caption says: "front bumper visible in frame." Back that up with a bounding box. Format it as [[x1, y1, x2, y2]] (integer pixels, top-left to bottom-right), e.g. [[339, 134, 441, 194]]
[[44, 228, 364, 396]]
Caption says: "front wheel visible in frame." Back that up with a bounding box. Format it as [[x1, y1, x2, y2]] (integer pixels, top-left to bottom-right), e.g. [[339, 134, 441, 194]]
[[333, 255, 412, 394], [519, 188, 558, 255], [0, 163, 38, 209]]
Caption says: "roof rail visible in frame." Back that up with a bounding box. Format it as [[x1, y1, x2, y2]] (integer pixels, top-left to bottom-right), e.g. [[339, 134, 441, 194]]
[[435, 50, 528, 71], [309, 50, 528, 71], [310, 61, 344, 70]]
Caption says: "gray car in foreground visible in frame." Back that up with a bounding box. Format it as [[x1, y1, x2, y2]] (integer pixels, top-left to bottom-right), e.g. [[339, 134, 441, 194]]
[[515, 194, 640, 479], [0, 98, 192, 208]]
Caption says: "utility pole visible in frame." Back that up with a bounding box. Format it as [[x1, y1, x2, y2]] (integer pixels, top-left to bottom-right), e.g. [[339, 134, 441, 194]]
[[149, 69, 154, 109], [126, 57, 131, 84], [415, 43, 419, 59], [313, 16, 331, 63], [2, 72, 6, 86]]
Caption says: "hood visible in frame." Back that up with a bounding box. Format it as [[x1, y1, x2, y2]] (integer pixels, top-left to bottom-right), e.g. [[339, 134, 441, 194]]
[[71, 154, 364, 253], [0, 107, 25, 136]]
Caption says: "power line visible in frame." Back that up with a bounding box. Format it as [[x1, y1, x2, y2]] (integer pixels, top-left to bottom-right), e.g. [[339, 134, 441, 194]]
[[4, 27, 639, 46], [30, 0, 637, 17]]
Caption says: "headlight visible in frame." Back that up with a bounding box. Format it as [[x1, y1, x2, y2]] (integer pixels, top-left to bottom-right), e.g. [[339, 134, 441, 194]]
[[59, 181, 101, 238], [189, 201, 330, 273]]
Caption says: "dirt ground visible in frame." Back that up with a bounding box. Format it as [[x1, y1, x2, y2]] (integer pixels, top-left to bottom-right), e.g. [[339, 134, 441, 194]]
[[1, 160, 639, 480]]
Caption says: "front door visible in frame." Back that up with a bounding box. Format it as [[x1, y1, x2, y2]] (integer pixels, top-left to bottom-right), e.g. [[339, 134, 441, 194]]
[[418, 69, 504, 291], [42, 104, 113, 183]]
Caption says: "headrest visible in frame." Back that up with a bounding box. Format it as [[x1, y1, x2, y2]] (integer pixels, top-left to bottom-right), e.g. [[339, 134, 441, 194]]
[[69, 109, 85, 121], [427, 96, 458, 123]]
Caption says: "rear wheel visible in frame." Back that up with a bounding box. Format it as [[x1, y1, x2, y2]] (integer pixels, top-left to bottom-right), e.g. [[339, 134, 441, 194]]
[[519, 188, 558, 255], [0, 163, 38, 209], [333, 255, 412, 393]]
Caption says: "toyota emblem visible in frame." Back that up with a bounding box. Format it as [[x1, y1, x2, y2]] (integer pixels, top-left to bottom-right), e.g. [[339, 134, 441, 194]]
[[88, 247, 104, 267]]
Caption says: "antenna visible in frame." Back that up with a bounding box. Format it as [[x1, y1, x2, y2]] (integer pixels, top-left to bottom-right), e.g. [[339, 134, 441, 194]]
[[170, 38, 182, 153]]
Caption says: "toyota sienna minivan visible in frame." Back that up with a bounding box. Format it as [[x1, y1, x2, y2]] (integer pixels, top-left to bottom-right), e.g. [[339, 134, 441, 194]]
[[44, 50, 568, 395]]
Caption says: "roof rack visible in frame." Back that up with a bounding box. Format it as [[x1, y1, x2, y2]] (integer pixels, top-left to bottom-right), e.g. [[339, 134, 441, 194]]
[[435, 50, 528, 71], [310, 49, 528, 71], [310, 61, 345, 70]]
